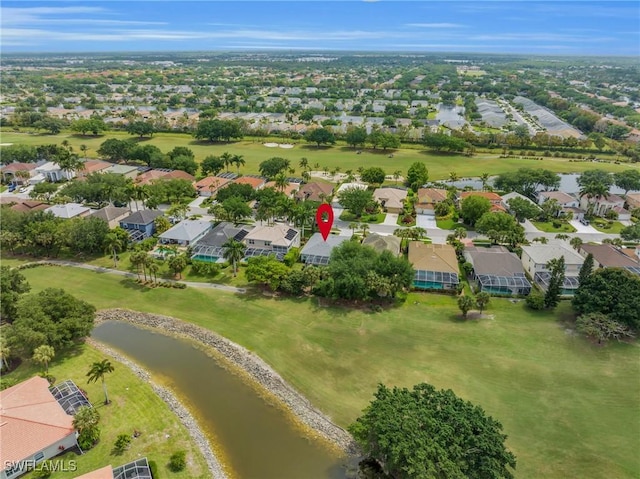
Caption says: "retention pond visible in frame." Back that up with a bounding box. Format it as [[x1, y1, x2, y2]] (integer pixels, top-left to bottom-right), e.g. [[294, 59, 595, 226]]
[[92, 321, 348, 479]]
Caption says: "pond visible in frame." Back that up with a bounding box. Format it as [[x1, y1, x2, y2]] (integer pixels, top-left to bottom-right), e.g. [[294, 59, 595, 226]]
[[92, 321, 348, 479]]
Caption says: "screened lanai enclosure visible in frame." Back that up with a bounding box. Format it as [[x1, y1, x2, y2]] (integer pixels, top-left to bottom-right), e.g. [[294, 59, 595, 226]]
[[113, 458, 153, 479], [413, 270, 459, 290], [534, 272, 581, 296], [49, 380, 92, 415], [475, 274, 532, 296]]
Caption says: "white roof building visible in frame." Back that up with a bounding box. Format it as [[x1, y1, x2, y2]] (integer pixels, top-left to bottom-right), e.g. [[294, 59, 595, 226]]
[[158, 220, 212, 246], [44, 203, 91, 219]]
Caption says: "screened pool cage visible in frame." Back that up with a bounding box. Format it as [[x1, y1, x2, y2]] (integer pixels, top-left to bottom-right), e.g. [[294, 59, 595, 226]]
[[113, 458, 153, 479], [475, 274, 532, 296], [49, 380, 92, 415]]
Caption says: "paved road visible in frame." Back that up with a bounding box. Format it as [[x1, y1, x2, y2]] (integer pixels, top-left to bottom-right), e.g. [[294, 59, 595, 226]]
[[30, 260, 247, 293]]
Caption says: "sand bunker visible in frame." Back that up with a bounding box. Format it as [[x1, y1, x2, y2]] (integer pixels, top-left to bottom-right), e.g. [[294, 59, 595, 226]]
[[263, 142, 279, 147], [0, 143, 14, 146], [279, 143, 294, 149]]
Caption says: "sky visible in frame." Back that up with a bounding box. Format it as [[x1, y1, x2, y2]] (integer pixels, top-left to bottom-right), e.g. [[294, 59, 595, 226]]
[[2, 1, 639, 56]]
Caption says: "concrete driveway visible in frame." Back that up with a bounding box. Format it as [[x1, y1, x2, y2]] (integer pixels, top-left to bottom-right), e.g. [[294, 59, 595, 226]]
[[416, 214, 439, 229], [569, 220, 599, 234], [382, 213, 398, 226]]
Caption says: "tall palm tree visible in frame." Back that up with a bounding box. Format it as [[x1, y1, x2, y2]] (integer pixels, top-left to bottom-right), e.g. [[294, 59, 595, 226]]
[[103, 232, 125, 268], [349, 222, 359, 236], [570, 236, 583, 250], [222, 239, 246, 277], [80, 144, 88, 159], [360, 223, 370, 238], [301, 171, 311, 183], [56, 149, 85, 179], [274, 172, 290, 193], [33, 345, 55, 374], [233, 154, 246, 174], [480, 173, 490, 191], [448, 171, 459, 183], [299, 157, 309, 170], [148, 260, 160, 284], [393, 170, 402, 185], [220, 151, 234, 173], [87, 359, 115, 405]]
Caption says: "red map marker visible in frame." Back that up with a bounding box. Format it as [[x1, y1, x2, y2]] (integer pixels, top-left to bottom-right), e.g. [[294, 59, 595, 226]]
[[315, 203, 334, 241]]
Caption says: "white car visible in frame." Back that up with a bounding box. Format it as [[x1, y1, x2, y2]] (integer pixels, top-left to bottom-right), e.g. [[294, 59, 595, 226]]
[[18, 186, 29, 193]]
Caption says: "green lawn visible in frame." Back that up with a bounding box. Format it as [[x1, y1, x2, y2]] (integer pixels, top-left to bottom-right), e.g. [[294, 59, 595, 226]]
[[2, 130, 639, 181], [531, 221, 577, 233], [6, 345, 209, 479], [14, 265, 640, 479], [591, 219, 626, 234], [436, 217, 474, 231], [339, 211, 386, 224]]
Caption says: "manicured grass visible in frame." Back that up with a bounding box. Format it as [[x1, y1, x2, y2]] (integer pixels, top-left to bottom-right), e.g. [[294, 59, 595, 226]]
[[436, 217, 473, 231], [16, 265, 640, 479], [339, 211, 386, 224], [6, 345, 209, 479], [3, 130, 639, 181], [591, 219, 626, 234], [531, 221, 577, 233]]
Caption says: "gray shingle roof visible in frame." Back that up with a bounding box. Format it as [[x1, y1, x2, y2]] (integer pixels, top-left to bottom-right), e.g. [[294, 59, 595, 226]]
[[120, 209, 164, 225], [300, 233, 349, 258]]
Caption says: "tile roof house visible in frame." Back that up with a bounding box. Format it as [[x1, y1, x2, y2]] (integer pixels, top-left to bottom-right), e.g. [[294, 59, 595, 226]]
[[105, 164, 139, 179], [190, 222, 252, 263], [537, 190, 579, 207], [233, 176, 266, 190], [501, 192, 539, 211], [35, 162, 76, 182], [76, 160, 112, 178], [158, 219, 212, 246], [408, 242, 459, 290], [521, 242, 586, 295], [1, 162, 37, 185], [75, 458, 153, 479], [579, 244, 640, 270], [373, 187, 407, 214], [362, 233, 401, 256], [415, 188, 448, 215], [579, 194, 625, 217], [0, 377, 79, 479], [625, 192, 640, 210], [464, 246, 532, 296], [243, 224, 300, 260], [44, 203, 91, 219], [194, 176, 232, 197], [263, 181, 300, 198], [9, 200, 49, 213], [300, 233, 350, 265], [119, 209, 165, 240], [295, 182, 334, 202], [135, 169, 195, 186], [459, 191, 506, 212], [89, 206, 130, 229]]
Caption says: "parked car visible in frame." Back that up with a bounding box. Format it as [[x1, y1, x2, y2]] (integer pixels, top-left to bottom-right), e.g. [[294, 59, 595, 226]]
[[18, 186, 29, 193], [8, 184, 16, 192], [580, 218, 590, 226]]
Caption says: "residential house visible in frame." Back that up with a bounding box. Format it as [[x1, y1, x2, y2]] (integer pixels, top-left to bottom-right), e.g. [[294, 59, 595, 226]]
[[35, 162, 76, 183], [89, 206, 130, 229], [263, 181, 300, 198], [194, 176, 232, 197], [336, 182, 368, 195], [579, 194, 625, 217], [105, 164, 139, 179], [8, 200, 49, 213], [119, 209, 165, 240], [415, 188, 447, 216], [612, 206, 631, 221], [0, 163, 37, 185], [0, 377, 79, 479], [521, 242, 585, 295], [44, 203, 91, 219], [537, 190, 585, 219], [300, 233, 349, 265], [501, 192, 538, 211], [158, 219, 212, 247], [74, 458, 153, 479], [295, 182, 334, 202], [243, 224, 300, 260], [362, 233, 401, 256], [459, 191, 506, 212], [408, 242, 459, 290], [625, 192, 640, 210], [465, 246, 532, 296], [579, 244, 640, 273], [190, 222, 252, 263], [76, 160, 112, 179], [233, 176, 266, 190], [373, 187, 407, 214], [135, 169, 195, 186]]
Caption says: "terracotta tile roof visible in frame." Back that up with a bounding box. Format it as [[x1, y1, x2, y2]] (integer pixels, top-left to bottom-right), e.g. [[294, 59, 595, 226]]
[[10, 200, 49, 213], [373, 187, 407, 210], [460, 191, 502, 203], [194, 176, 231, 192], [295, 182, 334, 202], [538, 191, 576, 204], [0, 377, 75, 464], [417, 188, 447, 205], [263, 181, 300, 197], [74, 465, 114, 479], [233, 176, 266, 189], [1, 162, 37, 173], [135, 169, 166, 185], [162, 170, 195, 182], [79, 160, 112, 175]]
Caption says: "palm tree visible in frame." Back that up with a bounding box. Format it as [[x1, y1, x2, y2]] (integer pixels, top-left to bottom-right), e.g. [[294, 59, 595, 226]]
[[56, 149, 85, 179], [454, 227, 467, 239], [233, 154, 246, 174], [349, 222, 359, 235], [80, 144, 88, 159], [301, 171, 311, 183], [103, 232, 125, 268], [33, 345, 55, 374], [299, 157, 309, 170], [274, 172, 290, 193], [480, 173, 490, 191], [360, 223, 370, 238], [148, 260, 160, 284], [220, 151, 234, 173], [87, 359, 115, 405], [448, 171, 459, 184], [222, 239, 246, 277], [73, 405, 100, 441], [555, 233, 570, 241], [570, 236, 583, 250], [393, 170, 402, 185]]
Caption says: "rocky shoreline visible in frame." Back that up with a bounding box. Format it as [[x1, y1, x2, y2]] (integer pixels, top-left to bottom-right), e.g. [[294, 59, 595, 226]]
[[93, 309, 359, 457], [86, 338, 229, 479]]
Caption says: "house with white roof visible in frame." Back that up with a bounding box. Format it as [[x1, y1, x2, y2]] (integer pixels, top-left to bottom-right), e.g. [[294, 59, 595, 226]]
[[44, 203, 91, 219], [579, 194, 626, 217], [158, 219, 212, 246], [521, 242, 585, 295], [373, 187, 407, 214], [300, 233, 349, 265], [243, 224, 300, 260], [35, 162, 76, 182]]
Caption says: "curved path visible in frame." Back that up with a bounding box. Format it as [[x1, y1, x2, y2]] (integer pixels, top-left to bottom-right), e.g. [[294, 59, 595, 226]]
[[27, 260, 246, 293]]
